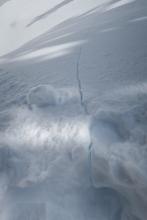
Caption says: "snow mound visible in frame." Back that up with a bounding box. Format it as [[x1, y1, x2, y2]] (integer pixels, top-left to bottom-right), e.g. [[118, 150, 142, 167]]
[[90, 106, 147, 220], [27, 84, 79, 108]]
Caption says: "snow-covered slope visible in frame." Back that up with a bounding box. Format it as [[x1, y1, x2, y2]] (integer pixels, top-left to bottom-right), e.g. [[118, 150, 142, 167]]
[[0, 0, 147, 220]]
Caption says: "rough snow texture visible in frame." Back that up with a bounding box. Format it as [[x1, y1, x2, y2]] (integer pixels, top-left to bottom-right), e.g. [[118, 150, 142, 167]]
[[90, 107, 147, 220], [0, 84, 147, 220], [0, 0, 147, 220]]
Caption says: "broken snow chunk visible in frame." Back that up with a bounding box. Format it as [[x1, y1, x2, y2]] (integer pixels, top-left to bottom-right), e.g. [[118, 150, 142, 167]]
[[27, 84, 79, 108]]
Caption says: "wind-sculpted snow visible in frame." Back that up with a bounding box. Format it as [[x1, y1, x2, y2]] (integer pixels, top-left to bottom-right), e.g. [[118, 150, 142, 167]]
[[0, 84, 147, 219], [0, 70, 26, 111]]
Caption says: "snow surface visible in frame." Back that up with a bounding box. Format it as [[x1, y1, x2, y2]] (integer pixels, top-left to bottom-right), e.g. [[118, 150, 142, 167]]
[[0, 0, 147, 219]]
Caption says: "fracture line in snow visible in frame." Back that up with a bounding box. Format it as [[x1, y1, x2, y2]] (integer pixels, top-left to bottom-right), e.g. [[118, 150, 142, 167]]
[[76, 48, 94, 186], [76, 47, 88, 115], [88, 141, 93, 186]]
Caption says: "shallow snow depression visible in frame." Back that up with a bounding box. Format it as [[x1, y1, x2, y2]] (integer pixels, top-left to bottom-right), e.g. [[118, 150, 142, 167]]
[[0, 84, 147, 220]]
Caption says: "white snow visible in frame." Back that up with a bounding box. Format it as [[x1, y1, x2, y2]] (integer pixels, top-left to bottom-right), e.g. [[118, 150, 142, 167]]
[[105, 0, 136, 11], [0, 0, 147, 220], [27, 84, 80, 108]]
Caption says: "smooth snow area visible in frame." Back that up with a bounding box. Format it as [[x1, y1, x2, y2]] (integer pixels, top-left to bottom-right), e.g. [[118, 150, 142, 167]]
[[0, 0, 109, 56], [0, 0, 147, 220]]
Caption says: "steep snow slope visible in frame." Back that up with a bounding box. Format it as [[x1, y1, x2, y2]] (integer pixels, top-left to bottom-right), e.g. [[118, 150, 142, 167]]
[[0, 0, 147, 220]]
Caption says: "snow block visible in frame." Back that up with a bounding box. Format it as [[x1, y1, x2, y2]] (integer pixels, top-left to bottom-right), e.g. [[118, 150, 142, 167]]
[[27, 84, 79, 108], [90, 109, 147, 220], [27, 85, 58, 108], [90, 118, 121, 147]]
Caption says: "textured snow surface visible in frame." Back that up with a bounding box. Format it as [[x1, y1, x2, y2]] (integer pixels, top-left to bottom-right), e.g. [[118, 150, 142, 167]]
[[0, 0, 147, 220], [1, 84, 147, 220]]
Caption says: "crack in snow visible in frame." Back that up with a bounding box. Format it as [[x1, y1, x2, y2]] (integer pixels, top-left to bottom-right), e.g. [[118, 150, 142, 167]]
[[76, 47, 88, 115], [76, 48, 94, 186]]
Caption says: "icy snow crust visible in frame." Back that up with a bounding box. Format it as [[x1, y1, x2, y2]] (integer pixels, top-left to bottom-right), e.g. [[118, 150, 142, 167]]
[[0, 0, 147, 219]]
